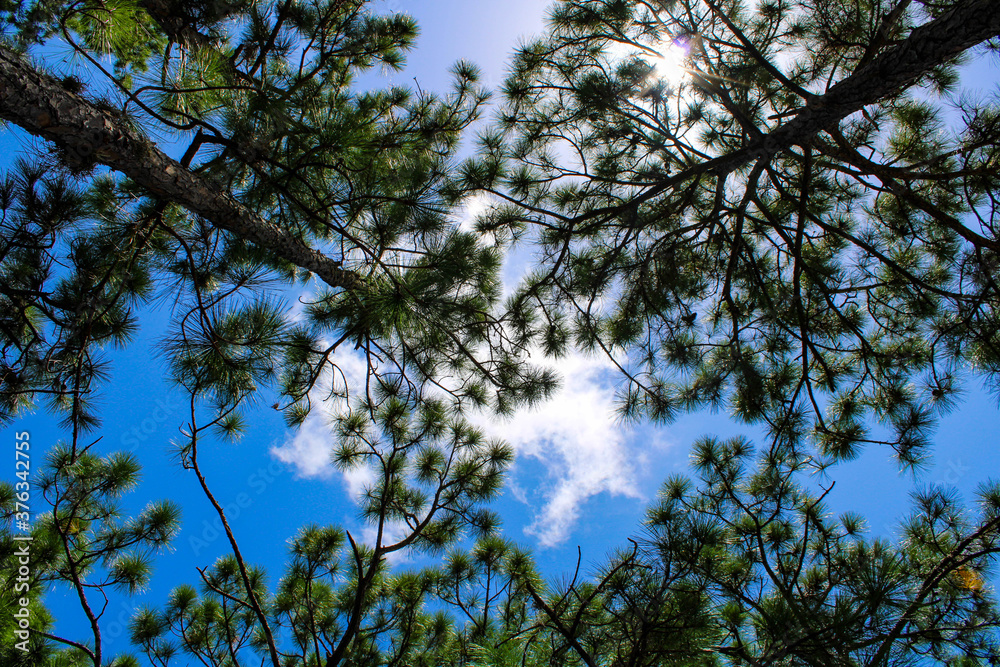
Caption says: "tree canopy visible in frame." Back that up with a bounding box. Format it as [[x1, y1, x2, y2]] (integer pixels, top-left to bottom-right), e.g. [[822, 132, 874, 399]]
[[1, 0, 999, 665], [460, 0, 1000, 468]]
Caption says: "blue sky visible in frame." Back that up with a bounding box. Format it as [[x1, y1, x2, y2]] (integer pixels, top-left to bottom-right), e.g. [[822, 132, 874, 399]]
[[4, 0, 1000, 659]]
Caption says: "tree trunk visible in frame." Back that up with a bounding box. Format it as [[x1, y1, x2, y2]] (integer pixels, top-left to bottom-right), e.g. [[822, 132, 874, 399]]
[[599, 0, 1000, 215], [757, 0, 1000, 160], [0, 45, 362, 291]]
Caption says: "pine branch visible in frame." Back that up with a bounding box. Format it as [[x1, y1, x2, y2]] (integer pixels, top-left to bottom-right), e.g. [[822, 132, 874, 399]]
[[759, 0, 1000, 154], [524, 580, 600, 667], [187, 419, 283, 667], [0, 45, 364, 292], [867, 512, 1000, 666], [572, 0, 1000, 225], [138, 0, 215, 50]]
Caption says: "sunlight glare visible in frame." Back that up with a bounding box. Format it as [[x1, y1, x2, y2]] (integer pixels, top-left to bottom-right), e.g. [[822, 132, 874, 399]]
[[650, 41, 689, 86]]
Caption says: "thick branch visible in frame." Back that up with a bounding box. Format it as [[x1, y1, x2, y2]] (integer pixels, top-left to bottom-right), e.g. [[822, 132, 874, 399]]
[[759, 0, 1000, 154], [575, 0, 1000, 224], [138, 0, 215, 50], [0, 45, 363, 291], [825, 129, 1000, 251]]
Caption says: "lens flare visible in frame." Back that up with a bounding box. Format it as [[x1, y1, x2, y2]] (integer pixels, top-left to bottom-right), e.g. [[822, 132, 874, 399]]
[[650, 41, 689, 85]]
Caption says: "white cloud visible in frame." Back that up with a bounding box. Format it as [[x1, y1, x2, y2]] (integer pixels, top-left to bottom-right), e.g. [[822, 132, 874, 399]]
[[477, 351, 647, 548], [270, 307, 673, 550], [456, 192, 496, 233], [340, 462, 377, 500], [271, 410, 337, 479], [270, 348, 370, 486]]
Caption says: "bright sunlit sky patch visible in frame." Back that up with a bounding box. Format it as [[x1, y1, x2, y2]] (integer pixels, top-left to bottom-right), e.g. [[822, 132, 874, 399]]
[[650, 40, 691, 86], [3, 1, 1000, 657], [603, 32, 693, 90]]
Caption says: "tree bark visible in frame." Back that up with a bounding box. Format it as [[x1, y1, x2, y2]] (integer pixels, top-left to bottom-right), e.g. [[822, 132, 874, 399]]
[[138, 0, 215, 50], [0, 45, 362, 291], [582, 0, 1000, 221], [758, 0, 1000, 159]]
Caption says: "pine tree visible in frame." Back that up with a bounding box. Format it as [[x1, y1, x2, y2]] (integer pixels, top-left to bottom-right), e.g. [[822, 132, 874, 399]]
[[0, 0, 556, 431], [129, 397, 510, 667], [460, 0, 1000, 467], [2, 0, 1000, 665], [1, 446, 180, 666], [0, 0, 545, 664], [463, 438, 1000, 666]]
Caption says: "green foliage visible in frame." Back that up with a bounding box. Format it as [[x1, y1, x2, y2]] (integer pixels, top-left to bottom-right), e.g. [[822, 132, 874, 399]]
[[1, 446, 179, 666], [1, 485, 60, 666], [442, 439, 999, 667], [630, 438, 1000, 664], [334, 395, 511, 551], [458, 0, 1000, 469], [132, 395, 512, 667], [0, 164, 151, 430], [1, 0, 1000, 665]]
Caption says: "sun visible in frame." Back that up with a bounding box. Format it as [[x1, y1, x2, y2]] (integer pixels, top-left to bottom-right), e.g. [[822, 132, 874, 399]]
[[649, 41, 690, 86]]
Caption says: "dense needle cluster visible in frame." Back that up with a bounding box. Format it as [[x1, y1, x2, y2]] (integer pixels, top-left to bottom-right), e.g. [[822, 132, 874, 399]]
[[1, 0, 999, 665]]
